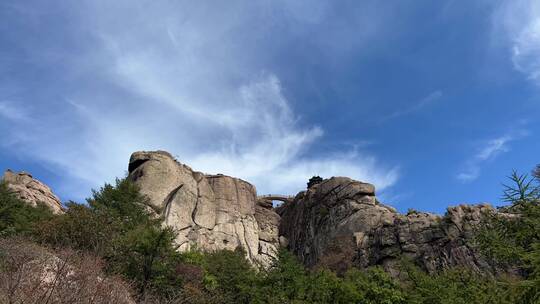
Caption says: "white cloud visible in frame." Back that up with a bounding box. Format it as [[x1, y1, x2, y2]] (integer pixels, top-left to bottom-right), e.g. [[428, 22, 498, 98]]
[[495, 0, 540, 83], [1, 1, 398, 200], [457, 132, 525, 182]]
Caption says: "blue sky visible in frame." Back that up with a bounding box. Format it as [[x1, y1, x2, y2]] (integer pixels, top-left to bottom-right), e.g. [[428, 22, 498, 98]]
[[1, 1, 540, 213]]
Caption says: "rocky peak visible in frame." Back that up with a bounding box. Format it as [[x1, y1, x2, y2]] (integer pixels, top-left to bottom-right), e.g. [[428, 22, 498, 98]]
[[277, 176, 502, 274], [2, 169, 64, 214], [127, 151, 280, 267]]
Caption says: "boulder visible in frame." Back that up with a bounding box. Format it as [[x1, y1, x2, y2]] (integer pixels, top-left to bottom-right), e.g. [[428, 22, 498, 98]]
[[127, 151, 279, 267], [2, 170, 64, 214]]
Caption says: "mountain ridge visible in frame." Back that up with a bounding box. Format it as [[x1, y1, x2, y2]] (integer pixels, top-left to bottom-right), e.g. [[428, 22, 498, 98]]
[[2, 150, 509, 274]]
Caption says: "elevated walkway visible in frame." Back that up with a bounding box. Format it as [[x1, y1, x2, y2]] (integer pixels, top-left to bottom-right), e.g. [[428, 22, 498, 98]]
[[257, 194, 294, 203]]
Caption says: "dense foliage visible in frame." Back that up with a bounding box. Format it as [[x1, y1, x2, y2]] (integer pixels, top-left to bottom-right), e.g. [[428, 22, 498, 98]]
[[476, 171, 540, 303], [0, 181, 54, 236], [2, 173, 540, 303]]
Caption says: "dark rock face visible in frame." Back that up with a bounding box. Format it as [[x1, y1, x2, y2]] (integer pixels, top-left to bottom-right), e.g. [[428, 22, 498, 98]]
[[277, 176, 500, 274]]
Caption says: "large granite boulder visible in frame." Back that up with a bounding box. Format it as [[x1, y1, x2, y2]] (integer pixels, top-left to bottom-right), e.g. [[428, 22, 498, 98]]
[[2, 170, 64, 214], [277, 176, 501, 274], [127, 151, 279, 267]]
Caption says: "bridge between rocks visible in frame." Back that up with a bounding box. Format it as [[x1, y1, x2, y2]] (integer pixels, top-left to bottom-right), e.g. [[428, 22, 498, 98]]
[[257, 194, 295, 203]]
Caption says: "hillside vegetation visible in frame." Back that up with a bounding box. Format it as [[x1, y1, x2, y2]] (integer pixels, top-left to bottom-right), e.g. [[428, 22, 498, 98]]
[[1, 171, 540, 303]]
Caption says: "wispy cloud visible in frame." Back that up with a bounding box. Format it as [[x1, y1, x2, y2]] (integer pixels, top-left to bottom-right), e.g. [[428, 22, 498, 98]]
[[381, 91, 443, 121], [0, 1, 398, 200], [495, 1, 540, 83], [457, 131, 527, 182], [0, 101, 28, 122]]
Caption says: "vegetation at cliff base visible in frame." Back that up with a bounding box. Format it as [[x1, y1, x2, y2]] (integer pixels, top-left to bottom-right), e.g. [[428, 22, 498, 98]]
[[0, 181, 54, 236], [1, 173, 540, 303], [476, 171, 540, 303]]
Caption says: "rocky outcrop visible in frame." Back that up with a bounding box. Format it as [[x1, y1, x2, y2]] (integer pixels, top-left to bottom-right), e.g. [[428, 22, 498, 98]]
[[127, 152, 504, 274], [127, 151, 279, 267], [2, 170, 64, 214], [277, 176, 500, 274]]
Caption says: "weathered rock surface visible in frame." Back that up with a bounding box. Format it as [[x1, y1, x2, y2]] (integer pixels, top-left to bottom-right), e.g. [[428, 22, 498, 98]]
[[2, 170, 64, 214], [127, 151, 279, 266], [277, 176, 500, 274]]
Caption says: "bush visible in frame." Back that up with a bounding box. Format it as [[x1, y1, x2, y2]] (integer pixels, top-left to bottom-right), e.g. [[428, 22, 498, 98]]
[[110, 224, 183, 299], [0, 182, 54, 236], [344, 267, 405, 304], [34, 178, 184, 301], [199, 248, 259, 303], [5, 170, 540, 303], [403, 265, 518, 304], [35, 201, 116, 254], [211, 249, 406, 304], [0, 237, 134, 304]]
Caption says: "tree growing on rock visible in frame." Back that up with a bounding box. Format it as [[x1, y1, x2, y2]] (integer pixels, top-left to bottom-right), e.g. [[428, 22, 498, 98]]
[[307, 176, 323, 189]]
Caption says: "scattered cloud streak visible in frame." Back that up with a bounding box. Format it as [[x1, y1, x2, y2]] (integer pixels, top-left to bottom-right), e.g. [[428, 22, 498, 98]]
[[0, 101, 28, 122], [457, 131, 527, 182], [381, 91, 443, 121], [0, 1, 398, 200]]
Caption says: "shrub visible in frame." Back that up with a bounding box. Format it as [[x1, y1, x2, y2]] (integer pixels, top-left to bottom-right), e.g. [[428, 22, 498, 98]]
[[109, 224, 183, 299], [403, 265, 518, 304], [34, 178, 184, 301], [344, 267, 406, 304], [0, 237, 134, 304], [0, 181, 54, 236]]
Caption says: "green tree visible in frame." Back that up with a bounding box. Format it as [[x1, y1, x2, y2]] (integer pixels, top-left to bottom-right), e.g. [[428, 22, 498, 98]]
[[34, 178, 156, 256], [35, 201, 115, 254], [403, 265, 517, 304], [0, 182, 54, 236], [110, 224, 182, 300], [260, 250, 309, 302], [201, 248, 259, 303], [476, 170, 540, 303], [34, 178, 185, 301], [344, 267, 406, 304]]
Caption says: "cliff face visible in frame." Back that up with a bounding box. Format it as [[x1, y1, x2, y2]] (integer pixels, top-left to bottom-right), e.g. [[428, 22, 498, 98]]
[[277, 177, 499, 274], [127, 151, 279, 266], [2, 170, 64, 214], [128, 152, 502, 273]]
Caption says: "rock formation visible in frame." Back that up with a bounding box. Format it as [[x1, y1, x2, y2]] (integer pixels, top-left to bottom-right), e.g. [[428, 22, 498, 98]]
[[127, 151, 279, 266], [3, 150, 506, 274], [2, 170, 64, 214], [277, 176, 499, 274]]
